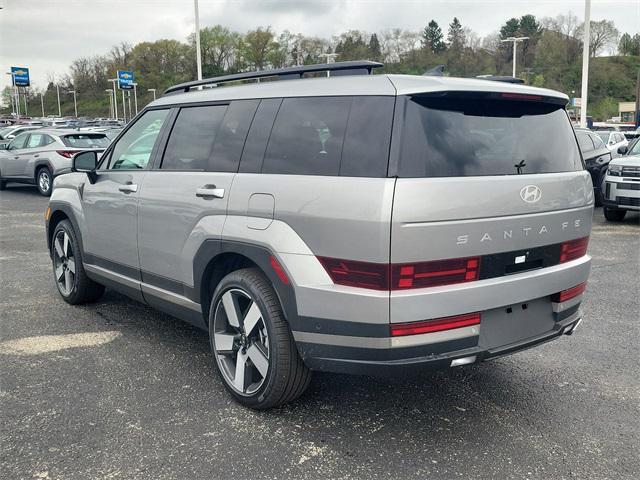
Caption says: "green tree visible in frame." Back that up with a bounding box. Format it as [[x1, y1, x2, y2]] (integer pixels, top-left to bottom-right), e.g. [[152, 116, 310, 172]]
[[368, 33, 382, 60], [334, 30, 370, 60], [500, 18, 520, 39], [422, 20, 446, 54], [447, 17, 465, 52], [241, 27, 280, 70]]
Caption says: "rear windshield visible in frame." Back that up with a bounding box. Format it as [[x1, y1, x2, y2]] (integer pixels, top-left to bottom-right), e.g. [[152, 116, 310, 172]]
[[62, 134, 109, 148], [397, 95, 582, 177]]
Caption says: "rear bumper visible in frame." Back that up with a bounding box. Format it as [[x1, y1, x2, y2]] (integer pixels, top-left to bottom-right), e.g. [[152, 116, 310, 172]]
[[296, 310, 582, 376]]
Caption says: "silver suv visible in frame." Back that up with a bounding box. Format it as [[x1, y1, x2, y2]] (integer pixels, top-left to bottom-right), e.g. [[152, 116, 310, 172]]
[[45, 62, 593, 409], [0, 129, 109, 195]]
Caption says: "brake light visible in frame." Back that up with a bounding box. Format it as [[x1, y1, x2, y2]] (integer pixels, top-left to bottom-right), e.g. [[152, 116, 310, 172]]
[[390, 312, 481, 337], [500, 92, 543, 101], [391, 257, 480, 289], [317, 257, 389, 290], [551, 282, 587, 303], [56, 150, 77, 158], [560, 237, 589, 263]]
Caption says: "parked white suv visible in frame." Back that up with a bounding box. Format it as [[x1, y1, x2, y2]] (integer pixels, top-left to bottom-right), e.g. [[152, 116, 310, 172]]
[[595, 130, 629, 158], [602, 139, 640, 221]]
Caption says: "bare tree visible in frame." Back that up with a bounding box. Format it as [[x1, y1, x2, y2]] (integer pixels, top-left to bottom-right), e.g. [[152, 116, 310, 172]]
[[577, 19, 619, 57]]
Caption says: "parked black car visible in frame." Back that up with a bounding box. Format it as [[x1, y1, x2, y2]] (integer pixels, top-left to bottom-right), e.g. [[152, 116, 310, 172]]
[[575, 128, 612, 206]]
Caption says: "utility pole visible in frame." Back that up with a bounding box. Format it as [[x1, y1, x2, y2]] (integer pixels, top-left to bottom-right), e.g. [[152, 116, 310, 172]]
[[56, 84, 61, 117], [23, 89, 28, 116], [580, 0, 591, 128], [132, 83, 138, 115], [194, 0, 203, 81], [501, 37, 529, 78], [68, 90, 77, 117], [108, 78, 119, 121], [635, 69, 639, 128], [105, 89, 114, 118]]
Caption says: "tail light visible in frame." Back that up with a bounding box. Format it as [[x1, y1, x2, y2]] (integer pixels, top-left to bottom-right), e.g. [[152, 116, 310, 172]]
[[317, 256, 480, 291], [390, 312, 481, 337], [56, 150, 77, 158], [391, 257, 480, 289], [500, 92, 543, 101], [317, 257, 389, 290], [551, 282, 587, 303], [560, 237, 589, 263]]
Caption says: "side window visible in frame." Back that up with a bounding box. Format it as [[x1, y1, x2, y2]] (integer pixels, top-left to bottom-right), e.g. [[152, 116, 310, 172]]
[[209, 100, 259, 172], [590, 133, 605, 149], [8, 133, 29, 150], [161, 105, 227, 171], [42, 135, 56, 146], [239, 98, 282, 173], [340, 96, 393, 177], [27, 133, 44, 148], [262, 97, 351, 176], [576, 132, 593, 152], [108, 109, 169, 170]]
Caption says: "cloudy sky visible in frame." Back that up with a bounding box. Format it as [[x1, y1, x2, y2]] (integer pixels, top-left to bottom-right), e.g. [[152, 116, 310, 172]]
[[0, 0, 638, 90]]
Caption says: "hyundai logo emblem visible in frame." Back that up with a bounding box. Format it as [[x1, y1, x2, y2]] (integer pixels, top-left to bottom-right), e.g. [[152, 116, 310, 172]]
[[520, 185, 542, 203]]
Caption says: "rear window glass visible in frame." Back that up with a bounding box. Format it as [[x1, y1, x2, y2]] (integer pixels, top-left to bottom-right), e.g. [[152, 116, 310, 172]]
[[397, 95, 582, 177], [62, 134, 109, 148], [576, 132, 594, 152]]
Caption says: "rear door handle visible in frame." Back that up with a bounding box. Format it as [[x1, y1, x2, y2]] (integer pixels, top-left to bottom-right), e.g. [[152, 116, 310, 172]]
[[196, 185, 224, 198], [118, 183, 138, 193]]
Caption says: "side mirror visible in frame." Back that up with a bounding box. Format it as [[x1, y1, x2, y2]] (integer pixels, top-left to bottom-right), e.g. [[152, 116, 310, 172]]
[[617, 145, 628, 155], [72, 151, 98, 183]]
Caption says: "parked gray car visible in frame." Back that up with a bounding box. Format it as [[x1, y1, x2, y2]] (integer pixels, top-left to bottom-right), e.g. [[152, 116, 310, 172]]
[[45, 62, 593, 409], [0, 129, 109, 195]]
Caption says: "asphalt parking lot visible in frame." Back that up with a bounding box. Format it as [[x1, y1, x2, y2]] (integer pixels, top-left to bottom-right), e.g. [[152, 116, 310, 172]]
[[1, 184, 639, 480]]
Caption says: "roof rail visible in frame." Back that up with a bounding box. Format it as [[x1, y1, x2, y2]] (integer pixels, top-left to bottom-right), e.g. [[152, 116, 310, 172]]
[[476, 75, 525, 84], [163, 60, 384, 95]]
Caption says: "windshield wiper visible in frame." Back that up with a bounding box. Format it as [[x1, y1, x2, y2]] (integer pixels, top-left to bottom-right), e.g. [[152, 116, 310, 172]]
[[514, 160, 526, 174]]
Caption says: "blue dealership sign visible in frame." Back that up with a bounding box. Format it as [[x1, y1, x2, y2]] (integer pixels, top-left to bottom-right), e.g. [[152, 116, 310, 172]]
[[117, 70, 134, 90], [11, 66, 30, 87]]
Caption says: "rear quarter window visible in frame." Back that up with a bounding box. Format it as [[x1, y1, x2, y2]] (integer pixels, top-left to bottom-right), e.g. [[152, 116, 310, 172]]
[[62, 134, 109, 148], [396, 95, 582, 177]]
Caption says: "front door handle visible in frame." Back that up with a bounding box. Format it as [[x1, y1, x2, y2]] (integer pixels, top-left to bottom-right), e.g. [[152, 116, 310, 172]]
[[196, 185, 224, 198], [34, 154, 39, 158], [118, 183, 138, 193]]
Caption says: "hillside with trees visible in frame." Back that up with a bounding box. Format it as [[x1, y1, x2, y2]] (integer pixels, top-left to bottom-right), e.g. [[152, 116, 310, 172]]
[[3, 13, 638, 121]]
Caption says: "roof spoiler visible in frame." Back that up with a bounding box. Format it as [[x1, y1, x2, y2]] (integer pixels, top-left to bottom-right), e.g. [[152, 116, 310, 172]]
[[476, 75, 525, 84], [163, 61, 384, 95]]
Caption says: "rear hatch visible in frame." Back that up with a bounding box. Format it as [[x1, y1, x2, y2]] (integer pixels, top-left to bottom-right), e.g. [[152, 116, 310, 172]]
[[388, 90, 593, 324]]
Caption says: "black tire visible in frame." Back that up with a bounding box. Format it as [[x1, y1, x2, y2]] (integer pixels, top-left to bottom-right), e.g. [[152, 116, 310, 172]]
[[603, 206, 626, 222], [36, 167, 53, 196], [0, 169, 6, 191], [594, 189, 603, 207], [209, 268, 311, 409], [51, 219, 105, 304]]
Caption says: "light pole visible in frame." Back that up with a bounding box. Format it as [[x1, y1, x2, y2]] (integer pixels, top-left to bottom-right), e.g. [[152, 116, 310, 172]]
[[319, 53, 339, 77], [56, 84, 61, 117], [194, 0, 203, 81], [122, 88, 127, 123], [5, 72, 19, 118], [67, 90, 78, 117], [108, 78, 119, 121], [500, 36, 529, 78], [580, 0, 591, 128], [23, 90, 28, 116], [147, 88, 157, 101], [40, 93, 45, 117], [105, 89, 114, 118], [132, 83, 138, 115]]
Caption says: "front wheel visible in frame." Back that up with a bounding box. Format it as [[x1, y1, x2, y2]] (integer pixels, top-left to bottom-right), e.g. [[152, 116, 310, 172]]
[[603, 206, 626, 222], [36, 167, 53, 196], [209, 268, 310, 409], [51, 220, 105, 304]]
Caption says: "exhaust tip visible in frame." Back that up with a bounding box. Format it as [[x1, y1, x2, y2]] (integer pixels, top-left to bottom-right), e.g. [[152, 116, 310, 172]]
[[564, 318, 582, 336], [450, 355, 477, 367]]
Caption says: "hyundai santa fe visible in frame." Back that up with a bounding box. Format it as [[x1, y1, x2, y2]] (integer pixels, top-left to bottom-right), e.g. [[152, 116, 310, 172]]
[[45, 61, 593, 409]]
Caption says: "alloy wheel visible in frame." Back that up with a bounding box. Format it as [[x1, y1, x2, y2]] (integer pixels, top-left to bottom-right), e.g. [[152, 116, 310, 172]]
[[213, 288, 270, 396], [53, 230, 76, 296], [39, 170, 51, 194]]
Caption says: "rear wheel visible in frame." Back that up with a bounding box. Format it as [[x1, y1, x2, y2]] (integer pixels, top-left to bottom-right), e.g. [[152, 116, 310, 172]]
[[52, 220, 105, 304], [36, 167, 52, 196], [209, 268, 310, 409], [603, 206, 626, 222]]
